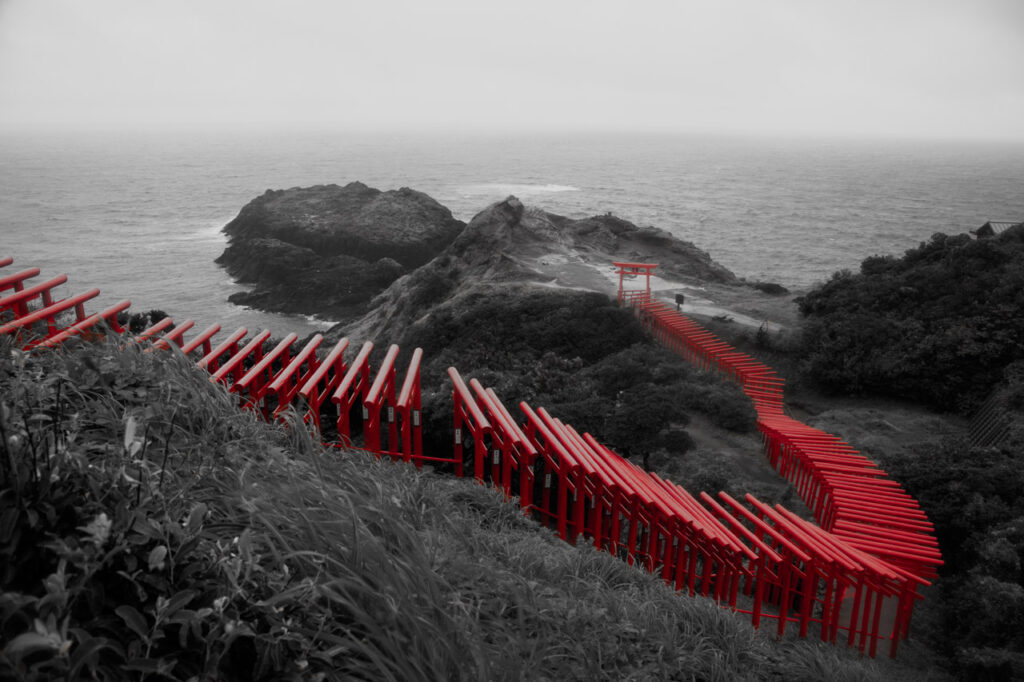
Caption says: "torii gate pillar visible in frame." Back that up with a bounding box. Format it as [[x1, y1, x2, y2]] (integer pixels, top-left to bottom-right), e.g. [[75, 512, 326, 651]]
[[613, 262, 658, 304]]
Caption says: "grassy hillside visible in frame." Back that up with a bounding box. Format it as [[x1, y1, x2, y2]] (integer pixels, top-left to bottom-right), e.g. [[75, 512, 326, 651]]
[[0, 335, 911, 680]]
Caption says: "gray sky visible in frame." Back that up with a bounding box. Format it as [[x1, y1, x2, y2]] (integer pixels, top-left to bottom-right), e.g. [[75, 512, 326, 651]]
[[1, 0, 1022, 139]]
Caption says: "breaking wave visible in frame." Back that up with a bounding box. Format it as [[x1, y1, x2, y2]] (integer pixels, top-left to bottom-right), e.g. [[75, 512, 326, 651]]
[[456, 183, 580, 197]]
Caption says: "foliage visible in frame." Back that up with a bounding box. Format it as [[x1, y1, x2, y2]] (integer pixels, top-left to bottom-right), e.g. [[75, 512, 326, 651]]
[[403, 288, 647, 367], [796, 226, 1024, 412], [0, 332, 907, 681], [875, 433, 1024, 680], [404, 289, 756, 469], [0, 336, 476, 680], [125, 310, 168, 334]]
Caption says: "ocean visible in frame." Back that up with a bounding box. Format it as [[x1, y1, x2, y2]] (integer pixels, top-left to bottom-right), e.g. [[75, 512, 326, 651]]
[[2, 131, 1023, 337]]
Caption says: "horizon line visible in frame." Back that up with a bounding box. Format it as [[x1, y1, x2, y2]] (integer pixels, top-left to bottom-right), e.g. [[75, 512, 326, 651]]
[[2, 123, 1023, 146]]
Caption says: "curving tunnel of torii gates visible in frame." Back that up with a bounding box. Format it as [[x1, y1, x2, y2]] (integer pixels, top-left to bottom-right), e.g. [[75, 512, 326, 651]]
[[1, 255, 941, 658]]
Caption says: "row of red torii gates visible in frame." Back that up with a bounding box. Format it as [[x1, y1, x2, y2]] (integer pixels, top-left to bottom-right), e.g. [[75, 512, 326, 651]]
[[0, 255, 941, 657]]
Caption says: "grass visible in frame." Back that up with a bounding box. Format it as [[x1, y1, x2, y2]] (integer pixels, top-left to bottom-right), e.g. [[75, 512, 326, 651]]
[[0, 334, 936, 680]]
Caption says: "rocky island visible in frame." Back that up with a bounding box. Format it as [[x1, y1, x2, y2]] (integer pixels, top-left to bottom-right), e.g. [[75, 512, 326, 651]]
[[216, 182, 465, 319], [217, 183, 750, 330]]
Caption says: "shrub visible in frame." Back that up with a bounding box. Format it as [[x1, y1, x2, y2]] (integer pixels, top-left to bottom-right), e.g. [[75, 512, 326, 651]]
[[874, 431, 1024, 677], [796, 225, 1024, 412]]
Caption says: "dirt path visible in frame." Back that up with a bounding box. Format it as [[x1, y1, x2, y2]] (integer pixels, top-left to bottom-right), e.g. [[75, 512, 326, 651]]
[[526, 253, 801, 331]]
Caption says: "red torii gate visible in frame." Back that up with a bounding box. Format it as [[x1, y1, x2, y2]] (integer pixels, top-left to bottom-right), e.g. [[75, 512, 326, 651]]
[[613, 261, 657, 305]]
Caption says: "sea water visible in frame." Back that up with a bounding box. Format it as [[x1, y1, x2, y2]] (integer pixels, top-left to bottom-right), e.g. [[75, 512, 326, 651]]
[[2, 130, 1022, 336]]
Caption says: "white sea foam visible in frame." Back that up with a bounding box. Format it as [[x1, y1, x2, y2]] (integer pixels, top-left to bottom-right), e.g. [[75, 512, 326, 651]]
[[181, 221, 229, 243], [300, 313, 336, 328], [456, 183, 580, 197]]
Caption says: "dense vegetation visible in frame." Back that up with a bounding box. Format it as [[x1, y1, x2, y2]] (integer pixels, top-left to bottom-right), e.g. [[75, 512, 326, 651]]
[[0, 335, 901, 680], [881, 439, 1024, 679], [399, 288, 760, 493], [797, 226, 1024, 413], [862, 361, 1024, 681]]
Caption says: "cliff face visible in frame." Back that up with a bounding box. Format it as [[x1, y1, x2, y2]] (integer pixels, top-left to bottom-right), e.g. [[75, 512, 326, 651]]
[[216, 182, 465, 317]]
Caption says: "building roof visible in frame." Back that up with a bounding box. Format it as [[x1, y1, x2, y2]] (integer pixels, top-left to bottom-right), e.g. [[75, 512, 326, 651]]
[[971, 220, 1022, 237]]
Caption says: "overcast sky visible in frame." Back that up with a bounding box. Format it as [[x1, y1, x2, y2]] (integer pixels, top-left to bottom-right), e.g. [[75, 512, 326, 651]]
[[1, 0, 1022, 140]]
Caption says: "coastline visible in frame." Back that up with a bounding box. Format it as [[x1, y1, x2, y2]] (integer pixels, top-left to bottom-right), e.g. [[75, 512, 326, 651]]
[[525, 251, 797, 333]]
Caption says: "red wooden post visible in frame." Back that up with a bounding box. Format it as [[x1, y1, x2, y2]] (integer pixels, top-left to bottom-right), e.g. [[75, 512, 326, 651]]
[[210, 330, 271, 387], [397, 347, 424, 465], [470, 379, 512, 494], [180, 323, 222, 360], [0, 267, 40, 295], [447, 367, 491, 479], [363, 344, 399, 454], [332, 341, 374, 446], [35, 300, 131, 347], [231, 333, 298, 416], [267, 334, 324, 422], [297, 337, 350, 434], [197, 327, 248, 373], [137, 316, 177, 344], [0, 288, 100, 345], [152, 319, 196, 350], [520, 402, 581, 543], [485, 386, 538, 510]]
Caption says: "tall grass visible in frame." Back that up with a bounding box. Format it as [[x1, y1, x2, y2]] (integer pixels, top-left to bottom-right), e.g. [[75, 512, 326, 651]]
[[0, 335, 936, 680]]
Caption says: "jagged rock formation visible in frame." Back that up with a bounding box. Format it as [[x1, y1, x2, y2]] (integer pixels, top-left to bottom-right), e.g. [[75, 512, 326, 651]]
[[514, 205, 739, 285], [216, 182, 465, 318], [344, 196, 737, 341], [216, 182, 741, 328]]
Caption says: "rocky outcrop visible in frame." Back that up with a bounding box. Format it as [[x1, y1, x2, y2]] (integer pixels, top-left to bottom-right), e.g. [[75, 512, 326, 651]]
[[217, 183, 741, 327], [517, 207, 739, 285], [342, 196, 738, 342], [216, 182, 465, 318], [435, 196, 737, 285]]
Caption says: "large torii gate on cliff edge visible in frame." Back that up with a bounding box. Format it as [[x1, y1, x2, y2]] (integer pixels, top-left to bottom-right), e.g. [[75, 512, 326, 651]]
[[613, 261, 658, 304]]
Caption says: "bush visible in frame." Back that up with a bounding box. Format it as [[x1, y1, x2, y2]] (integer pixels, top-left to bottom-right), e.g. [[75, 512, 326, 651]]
[[875, 431, 1024, 677], [796, 224, 1024, 412], [406, 289, 759, 462]]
